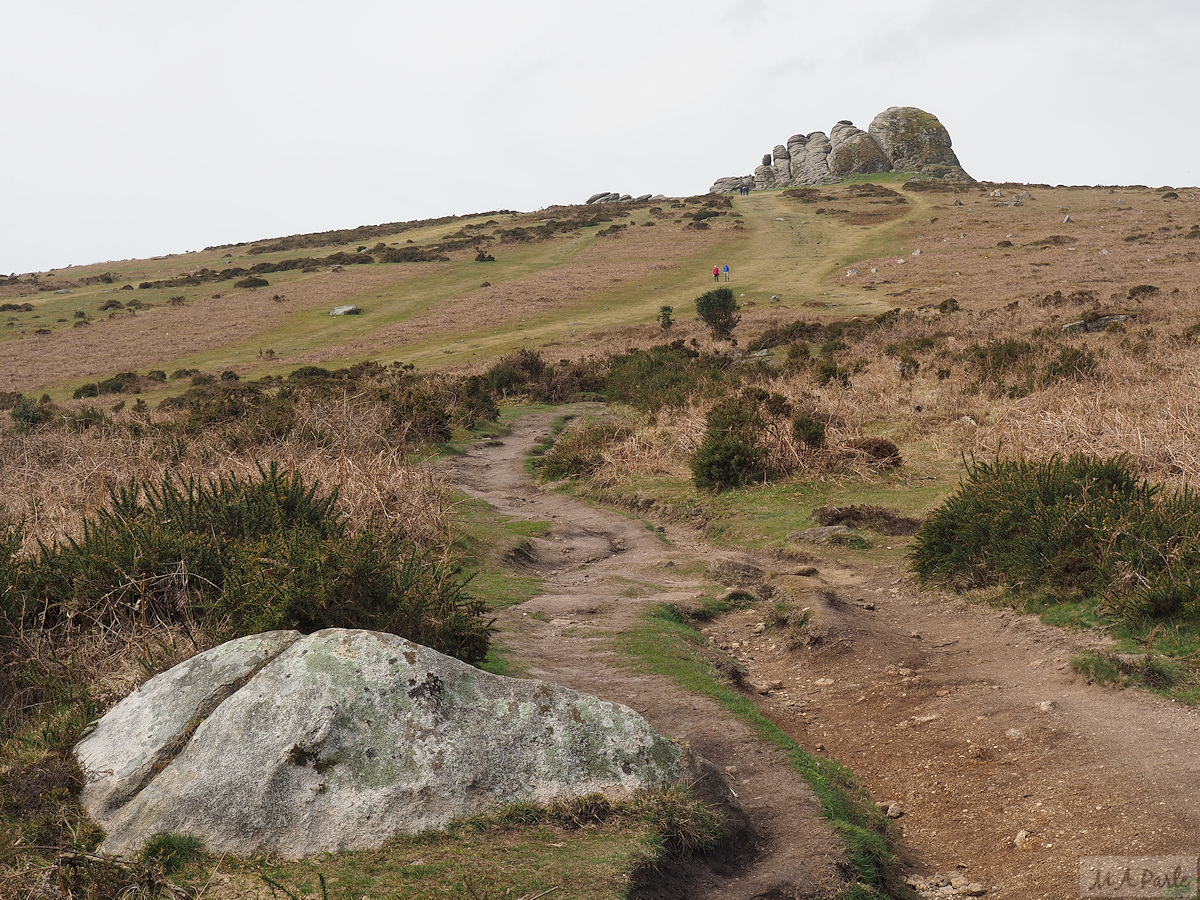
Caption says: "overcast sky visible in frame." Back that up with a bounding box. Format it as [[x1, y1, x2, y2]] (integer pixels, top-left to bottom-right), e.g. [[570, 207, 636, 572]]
[[3, 1, 1197, 275]]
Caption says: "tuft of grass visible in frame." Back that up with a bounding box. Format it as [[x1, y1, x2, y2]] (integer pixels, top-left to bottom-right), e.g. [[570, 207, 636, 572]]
[[142, 832, 205, 874]]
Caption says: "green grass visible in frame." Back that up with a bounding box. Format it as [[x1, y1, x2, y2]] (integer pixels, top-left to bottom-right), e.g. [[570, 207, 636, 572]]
[[585, 466, 948, 563], [10, 181, 928, 401], [616, 603, 898, 899], [160, 792, 723, 900], [451, 497, 546, 611]]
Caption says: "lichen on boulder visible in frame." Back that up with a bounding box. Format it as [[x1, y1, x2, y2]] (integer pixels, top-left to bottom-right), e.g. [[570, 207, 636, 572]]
[[77, 629, 697, 858], [867, 106, 971, 180]]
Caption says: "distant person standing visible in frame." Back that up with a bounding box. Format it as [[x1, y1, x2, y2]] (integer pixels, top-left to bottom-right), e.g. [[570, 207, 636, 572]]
[[723, 264, 730, 281], [713, 265, 720, 282]]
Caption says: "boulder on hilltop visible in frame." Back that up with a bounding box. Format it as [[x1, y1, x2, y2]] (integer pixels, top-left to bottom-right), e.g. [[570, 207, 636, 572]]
[[76, 628, 711, 858], [709, 106, 972, 193], [867, 106, 969, 180]]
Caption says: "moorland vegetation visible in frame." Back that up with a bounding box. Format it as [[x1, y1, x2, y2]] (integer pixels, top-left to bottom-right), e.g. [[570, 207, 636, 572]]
[[4, 177, 1200, 897]]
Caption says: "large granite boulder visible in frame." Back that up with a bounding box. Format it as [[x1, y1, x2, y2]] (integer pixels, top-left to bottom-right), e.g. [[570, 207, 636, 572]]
[[710, 175, 753, 194], [867, 106, 971, 180], [771, 144, 792, 183], [753, 163, 778, 191], [793, 131, 834, 185], [827, 122, 891, 179], [76, 629, 698, 858]]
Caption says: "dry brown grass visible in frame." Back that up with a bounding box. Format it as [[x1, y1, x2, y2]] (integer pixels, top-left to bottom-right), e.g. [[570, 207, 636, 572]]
[[0, 398, 456, 554]]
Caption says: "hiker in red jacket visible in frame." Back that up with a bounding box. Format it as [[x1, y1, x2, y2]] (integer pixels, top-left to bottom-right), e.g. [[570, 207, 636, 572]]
[[713, 266, 720, 282]]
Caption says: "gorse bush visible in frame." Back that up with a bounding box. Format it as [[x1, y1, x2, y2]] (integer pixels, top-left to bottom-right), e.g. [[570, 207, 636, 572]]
[[20, 464, 493, 662], [694, 288, 740, 340], [691, 395, 766, 490], [911, 454, 1200, 621], [792, 412, 826, 448], [9, 396, 48, 431], [537, 420, 632, 480], [605, 343, 732, 411]]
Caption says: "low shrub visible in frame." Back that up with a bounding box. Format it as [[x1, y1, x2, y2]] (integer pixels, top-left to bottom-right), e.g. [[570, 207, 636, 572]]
[[791, 412, 826, 448], [846, 437, 901, 468], [9, 396, 48, 431], [961, 338, 1037, 396], [605, 343, 729, 411], [695, 288, 740, 340], [1043, 346, 1096, 383], [911, 454, 1200, 622], [21, 465, 493, 661], [692, 395, 766, 490], [234, 275, 270, 289], [814, 505, 921, 535], [538, 420, 632, 480]]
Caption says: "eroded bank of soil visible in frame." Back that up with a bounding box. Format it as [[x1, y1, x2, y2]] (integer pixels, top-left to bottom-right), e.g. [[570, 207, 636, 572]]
[[445, 409, 1200, 900]]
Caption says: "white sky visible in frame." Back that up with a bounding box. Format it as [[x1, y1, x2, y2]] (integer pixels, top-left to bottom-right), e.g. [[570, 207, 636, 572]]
[[3, 0, 1197, 275]]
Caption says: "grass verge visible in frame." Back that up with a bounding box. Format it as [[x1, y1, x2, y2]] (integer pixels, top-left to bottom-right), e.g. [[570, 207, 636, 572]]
[[133, 791, 722, 900], [615, 603, 898, 899]]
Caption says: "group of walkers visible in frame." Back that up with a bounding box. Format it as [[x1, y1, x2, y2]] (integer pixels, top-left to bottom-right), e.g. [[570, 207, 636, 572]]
[[738, 185, 751, 196], [712, 264, 730, 282]]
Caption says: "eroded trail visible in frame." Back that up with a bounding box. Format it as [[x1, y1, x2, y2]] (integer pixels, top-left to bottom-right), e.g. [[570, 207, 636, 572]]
[[445, 408, 1200, 900], [445, 408, 847, 899]]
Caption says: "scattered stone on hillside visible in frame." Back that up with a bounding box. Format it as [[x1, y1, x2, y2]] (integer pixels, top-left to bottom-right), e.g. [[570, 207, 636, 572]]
[[904, 873, 989, 898], [954, 199, 964, 206], [846, 268, 859, 277], [77, 629, 705, 858], [1061, 314, 1131, 334], [787, 525, 853, 543], [1063, 215, 1073, 223], [709, 557, 766, 585], [1099, 248, 1110, 255], [328, 305, 362, 316], [990, 189, 1005, 197]]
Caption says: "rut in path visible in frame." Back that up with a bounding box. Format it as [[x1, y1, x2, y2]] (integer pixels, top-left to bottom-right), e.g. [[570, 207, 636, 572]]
[[445, 407, 852, 899], [447, 407, 1200, 900]]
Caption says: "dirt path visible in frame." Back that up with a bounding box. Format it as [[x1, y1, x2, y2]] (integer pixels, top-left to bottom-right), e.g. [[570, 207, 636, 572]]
[[446, 408, 848, 899], [445, 408, 1200, 900]]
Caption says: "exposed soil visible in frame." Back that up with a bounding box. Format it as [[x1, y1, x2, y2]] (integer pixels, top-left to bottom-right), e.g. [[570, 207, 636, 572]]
[[445, 408, 1200, 900]]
